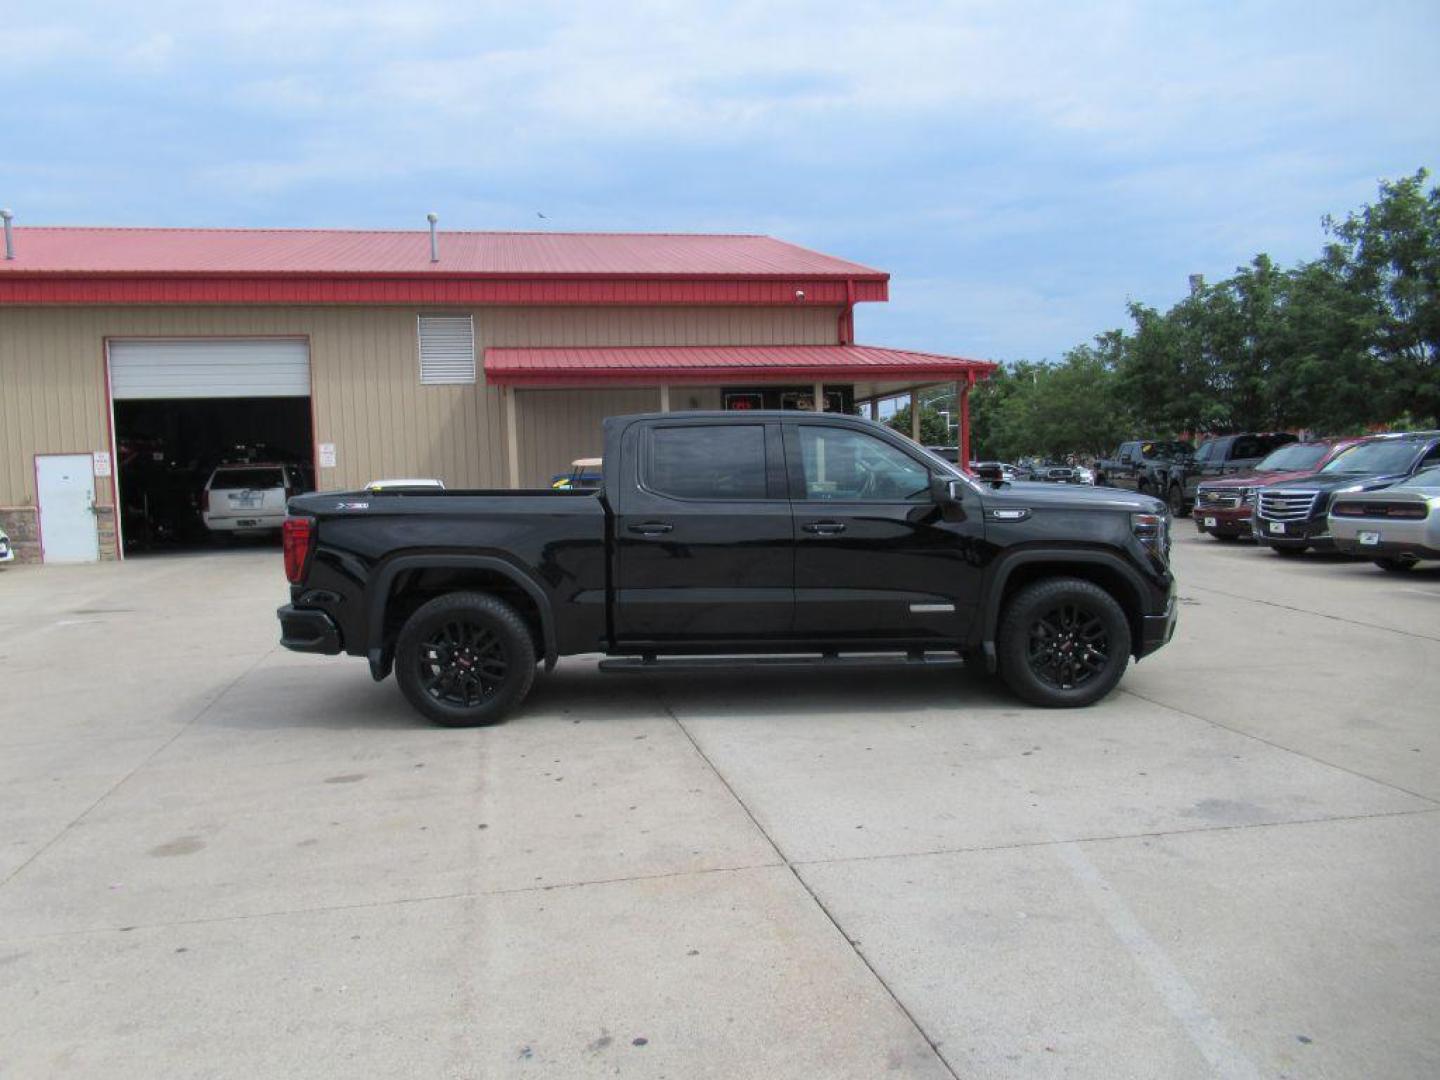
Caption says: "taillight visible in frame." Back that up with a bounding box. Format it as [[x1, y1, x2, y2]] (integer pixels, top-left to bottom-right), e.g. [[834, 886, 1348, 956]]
[[282, 517, 315, 584]]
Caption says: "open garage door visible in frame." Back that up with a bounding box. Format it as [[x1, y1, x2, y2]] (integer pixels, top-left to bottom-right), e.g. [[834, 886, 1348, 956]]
[[108, 338, 314, 555]]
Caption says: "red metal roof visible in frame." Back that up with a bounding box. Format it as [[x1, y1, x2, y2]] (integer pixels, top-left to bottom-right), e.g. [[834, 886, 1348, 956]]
[[484, 344, 997, 385], [0, 227, 885, 279]]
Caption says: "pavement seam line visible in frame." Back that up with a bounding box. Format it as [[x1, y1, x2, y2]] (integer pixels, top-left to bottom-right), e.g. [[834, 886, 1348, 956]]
[[787, 804, 1440, 869], [1119, 686, 1440, 806], [656, 694, 961, 1080], [0, 645, 279, 892], [1186, 582, 1440, 642], [0, 861, 784, 944]]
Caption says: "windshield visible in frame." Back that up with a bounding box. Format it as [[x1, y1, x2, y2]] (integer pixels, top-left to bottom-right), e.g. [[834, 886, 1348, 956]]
[[1140, 441, 1192, 459], [1400, 466, 1440, 489], [1258, 443, 1329, 471], [1320, 441, 1422, 475], [211, 467, 285, 489]]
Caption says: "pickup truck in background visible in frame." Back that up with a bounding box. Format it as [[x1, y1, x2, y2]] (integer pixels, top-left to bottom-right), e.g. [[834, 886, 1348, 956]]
[[1094, 440, 1194, 504], [1096, 434, 1296, 516], [277, 412, 1177, 724]]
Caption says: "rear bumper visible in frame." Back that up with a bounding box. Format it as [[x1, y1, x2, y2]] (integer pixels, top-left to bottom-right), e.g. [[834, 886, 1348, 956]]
[[1137, 597, 1178, 659], [277, 605, 343, 654], [1334, 537, 1440, 560], [205, 513, 286, 532]]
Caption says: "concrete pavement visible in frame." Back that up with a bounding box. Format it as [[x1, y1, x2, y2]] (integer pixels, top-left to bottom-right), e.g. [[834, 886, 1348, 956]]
[[1, 536, 1436, 1077]]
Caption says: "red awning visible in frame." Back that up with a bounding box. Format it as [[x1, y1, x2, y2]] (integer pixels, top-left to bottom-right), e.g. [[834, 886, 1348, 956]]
[[484, 344, 997, 386]]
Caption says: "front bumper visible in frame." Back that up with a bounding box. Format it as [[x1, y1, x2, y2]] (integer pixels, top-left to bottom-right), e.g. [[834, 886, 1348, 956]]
[[277, 604, 343, 654], [1256, 516, 1333, 548], [1137, 597, 1178, 658], [1192, 505, 1253, 535]]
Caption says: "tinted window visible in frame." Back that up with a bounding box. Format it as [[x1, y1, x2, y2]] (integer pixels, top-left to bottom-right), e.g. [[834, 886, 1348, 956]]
[[210, 468, 285, 489], [1140, 441, 1193, 459], [798, 427, 931, 501], [1321, 440, 1424, 475], [1258, 443, 1328, 471], [1193, 441, 1217, 463], [648, 425, 768, 500], [1232, 437, 1265, 459]]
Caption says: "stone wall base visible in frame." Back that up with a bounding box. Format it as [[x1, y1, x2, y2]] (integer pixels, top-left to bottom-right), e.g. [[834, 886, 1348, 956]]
[[0, 507, 41, 564]]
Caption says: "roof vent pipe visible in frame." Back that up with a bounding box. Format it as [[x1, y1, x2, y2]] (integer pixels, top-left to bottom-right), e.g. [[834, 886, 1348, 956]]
[[1, 209, 13, 260], [426, 213, 439, 263]]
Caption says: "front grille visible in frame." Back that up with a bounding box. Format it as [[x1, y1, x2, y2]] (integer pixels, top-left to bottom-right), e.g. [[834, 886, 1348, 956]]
[[1196, 491, 1241, 510], [1258, 489, 1319, 522]]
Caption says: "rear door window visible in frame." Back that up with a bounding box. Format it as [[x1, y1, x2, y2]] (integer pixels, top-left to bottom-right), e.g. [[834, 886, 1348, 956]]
[[211, 468, 285, 490], [647, 425, 768, 500]]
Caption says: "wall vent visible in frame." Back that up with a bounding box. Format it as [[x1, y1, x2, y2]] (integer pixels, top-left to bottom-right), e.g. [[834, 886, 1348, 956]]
[[418, 314, 476, 384]]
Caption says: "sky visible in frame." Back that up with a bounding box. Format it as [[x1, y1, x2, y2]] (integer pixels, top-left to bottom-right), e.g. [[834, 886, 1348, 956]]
[[3, 0, 1437, 364]]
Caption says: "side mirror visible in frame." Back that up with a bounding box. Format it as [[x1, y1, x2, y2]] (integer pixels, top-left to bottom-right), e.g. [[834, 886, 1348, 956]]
[[930, 473, 965, 504]]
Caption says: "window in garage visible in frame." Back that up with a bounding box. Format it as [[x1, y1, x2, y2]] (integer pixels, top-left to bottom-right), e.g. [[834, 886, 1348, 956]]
[[107, 338, 314, 555]]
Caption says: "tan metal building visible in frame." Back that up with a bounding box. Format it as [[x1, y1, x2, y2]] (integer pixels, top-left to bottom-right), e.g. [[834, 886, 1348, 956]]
[[0, 226, 993, 563]]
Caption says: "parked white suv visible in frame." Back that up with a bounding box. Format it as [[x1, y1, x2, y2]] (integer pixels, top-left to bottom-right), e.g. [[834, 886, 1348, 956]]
[[202, 463, 306, 536]]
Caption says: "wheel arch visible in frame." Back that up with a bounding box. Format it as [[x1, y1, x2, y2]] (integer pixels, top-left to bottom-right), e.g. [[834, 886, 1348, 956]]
[[980, 550, 1150, 671], [366, 554, 556, 680]]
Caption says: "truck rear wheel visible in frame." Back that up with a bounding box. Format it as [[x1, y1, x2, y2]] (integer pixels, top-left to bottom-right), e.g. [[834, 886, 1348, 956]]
[[997, 578, 1131, 708], [395, 592, 536, 726]]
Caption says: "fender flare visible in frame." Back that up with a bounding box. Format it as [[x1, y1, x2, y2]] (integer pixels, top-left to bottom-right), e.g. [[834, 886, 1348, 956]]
[[365, 554, 557, 680], [978, 548, 1152, 672]]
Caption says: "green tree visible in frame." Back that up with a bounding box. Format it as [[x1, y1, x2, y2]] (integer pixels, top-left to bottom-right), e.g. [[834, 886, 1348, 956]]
[[1324, 169, 1440, 424]]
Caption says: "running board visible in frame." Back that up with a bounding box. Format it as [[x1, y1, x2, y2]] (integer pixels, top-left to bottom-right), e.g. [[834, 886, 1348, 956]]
[[598, 652, 966, 674]]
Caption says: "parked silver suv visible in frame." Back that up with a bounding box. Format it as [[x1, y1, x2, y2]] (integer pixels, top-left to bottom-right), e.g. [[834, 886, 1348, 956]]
[[202, 463, 307, 536]]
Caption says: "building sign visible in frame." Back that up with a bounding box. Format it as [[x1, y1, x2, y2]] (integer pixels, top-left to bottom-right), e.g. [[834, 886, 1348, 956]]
[[92, 451, 112, 477], [318, 443, 337, 469], [722, 385, 854, 413]]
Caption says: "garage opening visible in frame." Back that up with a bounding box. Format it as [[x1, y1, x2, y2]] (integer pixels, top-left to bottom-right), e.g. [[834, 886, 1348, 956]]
[[108, 339, 313, 555]]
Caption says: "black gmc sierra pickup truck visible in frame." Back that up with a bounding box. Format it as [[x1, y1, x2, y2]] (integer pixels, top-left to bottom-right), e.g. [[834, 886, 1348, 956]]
[[277, 412, 1177, 724]]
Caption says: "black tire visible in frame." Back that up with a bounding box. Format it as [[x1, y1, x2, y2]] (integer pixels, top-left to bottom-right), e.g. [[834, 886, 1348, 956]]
[[394, 592, 536, 726], [1271, 543, 1307, 557], [1375, 556, 1419, 573], [997, 578, 1131, 708], [1167, 484, 1186, 517]]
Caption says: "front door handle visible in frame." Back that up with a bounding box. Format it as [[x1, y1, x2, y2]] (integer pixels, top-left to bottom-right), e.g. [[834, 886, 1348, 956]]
[[802, 521, 847, 536], [628, 521, 674, 536]]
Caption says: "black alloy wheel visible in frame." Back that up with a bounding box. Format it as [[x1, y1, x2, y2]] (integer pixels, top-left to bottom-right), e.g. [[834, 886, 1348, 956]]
[[395, 592, 536, 726], [419, 620, 509, 708], [1026, 601, 1111, 691], [997, 577, 1131, 707]]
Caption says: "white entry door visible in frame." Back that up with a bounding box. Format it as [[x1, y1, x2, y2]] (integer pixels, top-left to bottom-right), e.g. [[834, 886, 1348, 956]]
[[36, 454, 98, 563]]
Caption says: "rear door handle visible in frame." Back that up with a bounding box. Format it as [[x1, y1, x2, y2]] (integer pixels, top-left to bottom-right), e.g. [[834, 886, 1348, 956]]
[[802, 521, 846, 535], [628, 522, 674, 536]]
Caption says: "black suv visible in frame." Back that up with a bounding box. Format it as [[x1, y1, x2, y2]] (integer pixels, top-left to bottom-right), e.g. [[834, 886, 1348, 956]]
[[1256, 432, 1440, 555]]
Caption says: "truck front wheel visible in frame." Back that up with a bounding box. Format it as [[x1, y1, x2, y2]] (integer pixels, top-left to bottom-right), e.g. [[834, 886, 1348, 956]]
[[395, 592, 537, 726], [997, 578, 1131, 707]]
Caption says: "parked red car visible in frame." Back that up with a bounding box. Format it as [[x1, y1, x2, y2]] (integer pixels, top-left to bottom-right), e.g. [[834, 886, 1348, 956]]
[[1191, 437, 1362, 540]]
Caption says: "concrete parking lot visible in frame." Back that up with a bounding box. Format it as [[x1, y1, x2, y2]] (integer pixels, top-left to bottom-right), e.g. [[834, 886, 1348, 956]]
[[1, 535, 1437, 1079]]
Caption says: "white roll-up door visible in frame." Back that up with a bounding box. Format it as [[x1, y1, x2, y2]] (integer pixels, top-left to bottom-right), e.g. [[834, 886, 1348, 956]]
[[109, 338, 310, 399]]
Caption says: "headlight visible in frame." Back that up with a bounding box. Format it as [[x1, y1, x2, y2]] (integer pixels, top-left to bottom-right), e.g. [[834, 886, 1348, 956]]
[[1132, 512, 1171, 562]]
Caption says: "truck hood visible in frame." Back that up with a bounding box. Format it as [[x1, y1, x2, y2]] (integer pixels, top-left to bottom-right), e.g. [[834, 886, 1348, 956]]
[[986, 481, 1165, 514], [1264, 471, 1412, 495], [1199, 467, 1321, 490]]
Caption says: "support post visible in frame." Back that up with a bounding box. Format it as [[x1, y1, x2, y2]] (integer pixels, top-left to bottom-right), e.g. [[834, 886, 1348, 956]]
[[505, 386, 520, 489], [659, 384, 671, 413], [910, 390, 921, 442], [957, 378, 972, 472], [868, 398, 878, 421], [813, 381, 825, 412]]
